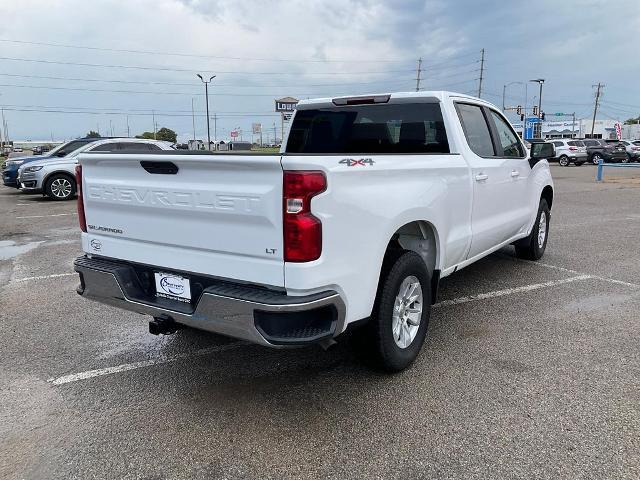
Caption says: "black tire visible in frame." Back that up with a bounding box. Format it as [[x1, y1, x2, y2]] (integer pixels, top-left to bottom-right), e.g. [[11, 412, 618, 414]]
[[622, 154, 630, 164], [558, 155, 570, 167], [44, 173, 76, 201], [515, 199, 550, 261], [591, 153, 603, 165], [575, 161, 585, 166], [354, 251, 431, 372]]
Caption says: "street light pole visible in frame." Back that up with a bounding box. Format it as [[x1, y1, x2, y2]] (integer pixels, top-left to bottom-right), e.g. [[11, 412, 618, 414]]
[[502, 81, 523, 111], [529, 79, 545, 138], [197, 74, 216, 150]]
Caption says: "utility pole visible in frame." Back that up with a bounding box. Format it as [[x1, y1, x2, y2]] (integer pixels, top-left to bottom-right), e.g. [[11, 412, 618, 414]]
[[126, 115, 130, 137], [572, 112, 576, 138], [415, 57, 423, 92], [152, 110, 157, 139], [197, 74, 216, 150], [191, 98, 196, 142], [214, 113, 217, 142], [591, 82, 604, 138], [477, 48, 485, 98]]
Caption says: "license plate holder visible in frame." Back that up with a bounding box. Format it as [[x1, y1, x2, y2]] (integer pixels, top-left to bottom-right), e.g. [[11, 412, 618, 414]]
[[154, 272, 192, 303]]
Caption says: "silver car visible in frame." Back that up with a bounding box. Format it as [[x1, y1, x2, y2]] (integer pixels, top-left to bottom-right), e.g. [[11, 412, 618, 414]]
[[17, 138, 175, 200], [549, 139, 588, 166]]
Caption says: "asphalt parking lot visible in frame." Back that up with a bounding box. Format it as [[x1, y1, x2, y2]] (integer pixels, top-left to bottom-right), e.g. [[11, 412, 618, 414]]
[[1, 165, 639, 479]]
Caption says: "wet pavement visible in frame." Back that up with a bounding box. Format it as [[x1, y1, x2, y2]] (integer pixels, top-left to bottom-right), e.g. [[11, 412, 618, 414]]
[[1, 165, 639, 479]]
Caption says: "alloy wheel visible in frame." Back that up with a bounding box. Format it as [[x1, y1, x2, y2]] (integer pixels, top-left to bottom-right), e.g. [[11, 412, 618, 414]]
[[392, 276, 423, 349]]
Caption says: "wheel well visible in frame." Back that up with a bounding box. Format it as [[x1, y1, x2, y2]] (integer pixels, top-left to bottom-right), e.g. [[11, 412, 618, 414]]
[[376, 221, 439, 306], [44, 171, 76, 189], [541, 185, 553, 210]]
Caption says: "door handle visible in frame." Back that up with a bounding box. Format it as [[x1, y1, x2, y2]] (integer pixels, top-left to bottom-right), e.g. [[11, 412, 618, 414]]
[[475, 173, 489, 182], [510, 170, 520, 178]]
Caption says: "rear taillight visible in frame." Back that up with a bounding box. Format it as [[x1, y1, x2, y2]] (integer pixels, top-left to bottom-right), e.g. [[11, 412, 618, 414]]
[[283, 171, 326, 262], [75, 165, 87, 233], [569, 146, 577, 151]]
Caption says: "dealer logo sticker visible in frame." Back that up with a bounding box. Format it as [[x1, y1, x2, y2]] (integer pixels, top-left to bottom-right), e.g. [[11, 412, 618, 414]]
[[154, 272, 192, 303]]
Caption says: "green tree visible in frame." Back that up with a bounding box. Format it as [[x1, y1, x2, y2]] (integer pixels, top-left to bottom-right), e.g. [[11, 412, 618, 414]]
[[624, 116, 640, 125], [135, 127, 177, 143], [86, 130, 101, 138]]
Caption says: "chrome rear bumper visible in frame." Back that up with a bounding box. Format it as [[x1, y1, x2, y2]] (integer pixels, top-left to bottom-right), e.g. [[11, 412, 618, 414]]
[[74, 256, 346, 347]]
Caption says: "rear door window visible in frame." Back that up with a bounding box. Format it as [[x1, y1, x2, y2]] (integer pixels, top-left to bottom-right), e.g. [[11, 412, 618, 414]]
[[455, 103, 495, 157], [89, 143, 119, 152], [286, 103, 449, 154], [117, 142, 162, 151]]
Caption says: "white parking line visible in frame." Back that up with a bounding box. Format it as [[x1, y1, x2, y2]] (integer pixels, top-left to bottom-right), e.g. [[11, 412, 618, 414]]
[[434, 274, 593, 308], [48, 341, 247, 386], [16, 213, 77, 219], [14, 272, 77, 282]]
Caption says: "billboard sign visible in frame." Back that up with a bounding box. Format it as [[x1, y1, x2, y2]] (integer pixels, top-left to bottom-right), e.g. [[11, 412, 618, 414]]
[[230, 130, 239, 138], [252, 123, 262, 134], [275, 97, 299, 112]]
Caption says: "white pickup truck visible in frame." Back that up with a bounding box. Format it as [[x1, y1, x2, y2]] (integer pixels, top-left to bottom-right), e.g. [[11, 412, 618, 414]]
[[74, 91, 554, 371]]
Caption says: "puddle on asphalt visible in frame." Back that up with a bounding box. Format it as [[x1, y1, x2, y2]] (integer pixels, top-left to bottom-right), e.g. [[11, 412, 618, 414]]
[[0, 240, 43, 260]]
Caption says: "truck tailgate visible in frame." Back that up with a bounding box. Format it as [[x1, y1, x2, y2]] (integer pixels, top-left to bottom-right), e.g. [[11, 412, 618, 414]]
[[79, 153, 285, 287]]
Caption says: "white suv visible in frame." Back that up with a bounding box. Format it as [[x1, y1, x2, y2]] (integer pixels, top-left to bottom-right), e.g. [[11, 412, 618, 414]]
[[18, 138, 175, 200], [549, 139, 588, 166]]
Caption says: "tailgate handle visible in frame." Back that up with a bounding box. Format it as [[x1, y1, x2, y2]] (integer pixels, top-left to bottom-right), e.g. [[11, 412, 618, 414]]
[[140, 161, 179, 175]]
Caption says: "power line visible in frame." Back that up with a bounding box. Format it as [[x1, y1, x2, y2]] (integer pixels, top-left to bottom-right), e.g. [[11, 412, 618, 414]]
[[0, 38, 482, 66], [0, 82, 414, 97], [0, 72, 423, 89], [0, 56, 414, 75], [0, 106, 282, 118]]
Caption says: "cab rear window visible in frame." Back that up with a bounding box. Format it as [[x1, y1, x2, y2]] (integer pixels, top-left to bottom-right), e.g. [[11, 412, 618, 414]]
[[286, 103, 449, 154]]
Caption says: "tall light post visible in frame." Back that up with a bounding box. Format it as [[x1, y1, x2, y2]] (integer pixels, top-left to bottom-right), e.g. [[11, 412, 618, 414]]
[[502, 81, 523, 111], [197, 74, 216, 150], [529, 78, 545, 118]]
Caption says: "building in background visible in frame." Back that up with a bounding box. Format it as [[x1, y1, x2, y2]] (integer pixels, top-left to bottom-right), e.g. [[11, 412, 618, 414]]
[[511, 118, 636, 140]]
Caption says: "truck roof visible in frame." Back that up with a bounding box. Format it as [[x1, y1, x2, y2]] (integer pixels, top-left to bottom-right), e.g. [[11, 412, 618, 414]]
[[297, 91, 493, 109]]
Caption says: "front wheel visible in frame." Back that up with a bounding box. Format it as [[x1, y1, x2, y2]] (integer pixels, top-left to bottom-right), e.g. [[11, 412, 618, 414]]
[[592, 153, 603, 165], [354, 251, 431, 372], [45, 174, 76, 201], [514, 199, 550, 261]]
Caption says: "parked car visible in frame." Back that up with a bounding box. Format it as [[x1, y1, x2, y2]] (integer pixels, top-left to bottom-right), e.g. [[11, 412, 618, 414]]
[[74, 91, 554, 372], [582, 138, 627, 164], [605, 139, 640, 162], [3, 138, 99, 187], [548, 139, 587, 166], [17, 138, 175, 200]]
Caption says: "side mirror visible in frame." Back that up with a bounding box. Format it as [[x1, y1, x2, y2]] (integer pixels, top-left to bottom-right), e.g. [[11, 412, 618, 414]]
[[530, 142, 554, 160], [56, 150, 67, 157]]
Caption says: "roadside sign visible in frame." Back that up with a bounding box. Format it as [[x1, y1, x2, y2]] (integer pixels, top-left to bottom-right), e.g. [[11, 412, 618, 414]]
[[275, 97, 299, 112], [524, 117, 541, 140], [252, 123, 262, 134], [230, 130, 239, 138], [615, 123, 622, 140], [554, 113, 565, 116]]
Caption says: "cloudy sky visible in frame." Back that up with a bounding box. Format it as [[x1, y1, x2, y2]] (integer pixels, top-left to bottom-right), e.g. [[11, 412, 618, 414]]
[[0, 0, 638, 142]]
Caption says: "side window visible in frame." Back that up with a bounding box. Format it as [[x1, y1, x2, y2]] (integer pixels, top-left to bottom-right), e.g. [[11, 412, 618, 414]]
[[455, 103, 495, 156], [118, 142, 159, 151], [553, 141, 563, 147], [89, 143, 119, 152], [489, 110, 524, 157]]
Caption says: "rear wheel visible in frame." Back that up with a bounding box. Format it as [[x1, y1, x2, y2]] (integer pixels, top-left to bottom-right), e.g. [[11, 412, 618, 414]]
[[45, 174, 76, 201], [558, 155, 570, 167], [354, 251, 431, 372], [591, 153, 603, 165], [515, 199, 550, 261]]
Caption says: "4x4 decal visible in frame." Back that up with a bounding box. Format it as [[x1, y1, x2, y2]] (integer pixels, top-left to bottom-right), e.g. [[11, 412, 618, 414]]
[[339, 158, 375, 167]]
